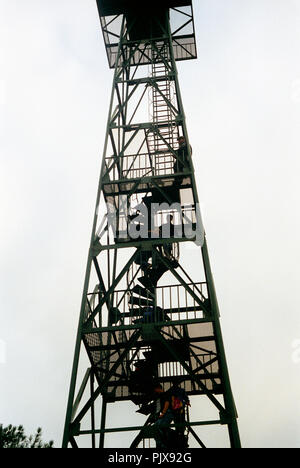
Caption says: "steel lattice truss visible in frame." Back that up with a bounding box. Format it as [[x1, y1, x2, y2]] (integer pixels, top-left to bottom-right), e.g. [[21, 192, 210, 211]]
[[62, 0, 241, 449]]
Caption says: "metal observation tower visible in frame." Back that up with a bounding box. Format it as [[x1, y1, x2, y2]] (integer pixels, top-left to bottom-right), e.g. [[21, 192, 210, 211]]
[[62, 0, 241, 449]]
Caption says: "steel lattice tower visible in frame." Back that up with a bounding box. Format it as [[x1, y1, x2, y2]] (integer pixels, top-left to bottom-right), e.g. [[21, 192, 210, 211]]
[[62, 0, 241, 449]]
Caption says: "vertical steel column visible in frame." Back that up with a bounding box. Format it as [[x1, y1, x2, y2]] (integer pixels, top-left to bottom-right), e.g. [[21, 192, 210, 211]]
[[62, 2, 241, 449]]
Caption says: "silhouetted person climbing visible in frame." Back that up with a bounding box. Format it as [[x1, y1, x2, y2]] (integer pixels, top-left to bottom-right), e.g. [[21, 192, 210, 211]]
[[152, 383, 190, 449], [173, 136, 192, 185], [128, 195, 156, 239], [152, 384, 174, 449], [168, 382, 190, 447], [159, 214, 175, 259]]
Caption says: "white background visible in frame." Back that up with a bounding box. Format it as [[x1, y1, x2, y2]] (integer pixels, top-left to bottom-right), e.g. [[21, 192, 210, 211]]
[[1, 0, 300, 448]]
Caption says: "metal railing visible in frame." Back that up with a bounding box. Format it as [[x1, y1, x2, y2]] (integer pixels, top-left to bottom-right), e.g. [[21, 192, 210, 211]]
[[104, 152, 176, 181], [111, 281, 207, 327]]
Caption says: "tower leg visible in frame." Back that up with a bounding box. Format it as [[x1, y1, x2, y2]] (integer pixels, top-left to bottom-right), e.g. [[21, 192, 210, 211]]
[[62, 4, 241, 449]]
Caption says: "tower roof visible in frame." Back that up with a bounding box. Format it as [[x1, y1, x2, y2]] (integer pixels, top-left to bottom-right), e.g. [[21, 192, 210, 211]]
[[96, 0, 197, 68], [97, 0, 192, 17]]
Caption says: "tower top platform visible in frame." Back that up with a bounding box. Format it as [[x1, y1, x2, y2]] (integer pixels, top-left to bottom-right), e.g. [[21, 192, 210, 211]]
[[97, 0, 192, 17], [96, 0, 197, 68]]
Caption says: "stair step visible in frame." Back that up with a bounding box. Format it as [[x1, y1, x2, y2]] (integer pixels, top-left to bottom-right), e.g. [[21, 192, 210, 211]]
[[138, 276, 155, 291], [128, 305, 204, 317], [149, 264, 169, 283], [132, 285, 154, 299], [128, 307, 144, 317], [143, 340, 190, 361], [129, 296, 155, 307]]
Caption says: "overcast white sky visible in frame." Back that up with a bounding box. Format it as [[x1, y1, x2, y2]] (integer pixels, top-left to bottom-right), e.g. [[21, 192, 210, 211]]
[[1, 0, 300, 448]]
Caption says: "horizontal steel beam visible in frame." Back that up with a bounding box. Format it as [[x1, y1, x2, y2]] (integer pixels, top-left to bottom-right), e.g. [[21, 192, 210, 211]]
[[83, 317, 213, 334], [77, 419, 221, 436], [88, 334, 216, 352], [93, 235, 196, 254]]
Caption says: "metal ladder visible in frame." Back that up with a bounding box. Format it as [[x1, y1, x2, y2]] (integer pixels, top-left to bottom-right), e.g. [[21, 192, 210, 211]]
[[148, 45, 178, 176]]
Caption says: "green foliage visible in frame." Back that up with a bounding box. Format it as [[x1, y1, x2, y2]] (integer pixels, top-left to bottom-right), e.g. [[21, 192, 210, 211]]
[[0, 424, 54, 448]]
